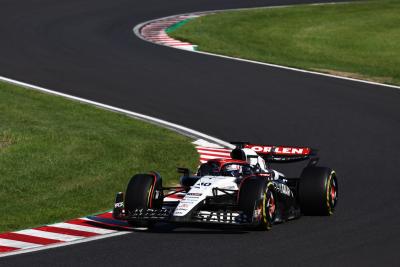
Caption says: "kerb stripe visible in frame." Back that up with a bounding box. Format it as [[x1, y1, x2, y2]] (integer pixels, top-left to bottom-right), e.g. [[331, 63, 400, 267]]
[[0, 233, 61, 245], [35, 226, 99, 237]]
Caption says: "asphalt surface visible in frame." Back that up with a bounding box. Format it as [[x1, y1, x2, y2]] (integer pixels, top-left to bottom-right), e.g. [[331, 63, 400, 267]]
[[1, 0, 399, 266]]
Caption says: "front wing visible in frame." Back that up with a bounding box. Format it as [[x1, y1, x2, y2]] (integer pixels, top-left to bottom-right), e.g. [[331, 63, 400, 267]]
[[113, 203, 261, 227]]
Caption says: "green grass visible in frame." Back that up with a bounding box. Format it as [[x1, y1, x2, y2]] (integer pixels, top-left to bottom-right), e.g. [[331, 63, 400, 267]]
[[170, 0, 400, 85], [0, 81, 198, 232]]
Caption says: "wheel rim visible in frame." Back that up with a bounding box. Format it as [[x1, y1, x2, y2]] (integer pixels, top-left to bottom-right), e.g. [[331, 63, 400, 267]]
[[266, 191, 275, 219], [327, 173, 338, 214], [330, 178, 337, 207]]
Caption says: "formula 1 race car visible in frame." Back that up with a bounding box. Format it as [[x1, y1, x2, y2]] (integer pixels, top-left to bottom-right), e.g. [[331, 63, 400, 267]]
[[112, 142, 338, 230]]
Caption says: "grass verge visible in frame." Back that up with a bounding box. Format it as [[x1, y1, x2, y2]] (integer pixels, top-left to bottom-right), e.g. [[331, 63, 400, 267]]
[[170, 0, 400, 86], [0, 81, 198, 232]]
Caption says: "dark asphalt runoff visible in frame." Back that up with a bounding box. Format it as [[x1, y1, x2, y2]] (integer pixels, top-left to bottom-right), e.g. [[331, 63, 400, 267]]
[[1, 0, 399, 266]]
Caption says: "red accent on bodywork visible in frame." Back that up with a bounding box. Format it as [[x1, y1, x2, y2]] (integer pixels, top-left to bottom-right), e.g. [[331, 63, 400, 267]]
[[166, 193, 185, 199], [207, 158, 247, 166], [148, 173, 158, 209], [95, 212, 114, 219]]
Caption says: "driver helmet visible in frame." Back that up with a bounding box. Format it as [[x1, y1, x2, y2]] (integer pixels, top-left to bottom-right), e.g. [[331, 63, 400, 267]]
[[223, 164, 242, 177]]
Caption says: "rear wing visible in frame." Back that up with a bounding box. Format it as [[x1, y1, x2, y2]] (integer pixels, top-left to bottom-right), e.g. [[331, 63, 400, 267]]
[[231, 142, 318, 163]]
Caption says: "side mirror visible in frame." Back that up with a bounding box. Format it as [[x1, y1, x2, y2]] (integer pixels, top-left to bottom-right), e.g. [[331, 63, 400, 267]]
[[177, 167, 191, 177]]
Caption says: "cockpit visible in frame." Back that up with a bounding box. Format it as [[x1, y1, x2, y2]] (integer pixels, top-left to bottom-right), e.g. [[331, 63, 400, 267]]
[[197, 161, 253, 178]]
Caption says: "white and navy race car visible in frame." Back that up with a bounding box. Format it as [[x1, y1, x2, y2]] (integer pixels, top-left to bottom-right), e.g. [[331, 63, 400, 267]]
[[112, 142, 338, 230]]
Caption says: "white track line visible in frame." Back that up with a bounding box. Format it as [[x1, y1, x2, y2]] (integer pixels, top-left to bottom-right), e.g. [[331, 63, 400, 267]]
[[194, 51, 400, 90], [133, 2, 400, 91], [0, 76, 234, 149]]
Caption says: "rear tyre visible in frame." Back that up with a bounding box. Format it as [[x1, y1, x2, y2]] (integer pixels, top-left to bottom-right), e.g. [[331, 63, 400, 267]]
[[298, 167, 338, 215], [238, 178, 276, 230], [125, 173, 162, 227]]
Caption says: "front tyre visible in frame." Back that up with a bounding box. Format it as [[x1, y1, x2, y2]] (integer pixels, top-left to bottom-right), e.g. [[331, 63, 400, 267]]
[[238, 178, 276, 230], [261, 185, 276, 230], [125, 173, 163, 227], [298, 167, 338, 215]]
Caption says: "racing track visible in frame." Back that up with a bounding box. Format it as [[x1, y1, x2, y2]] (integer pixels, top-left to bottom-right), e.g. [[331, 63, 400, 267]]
[[1, 0, 399, 266]]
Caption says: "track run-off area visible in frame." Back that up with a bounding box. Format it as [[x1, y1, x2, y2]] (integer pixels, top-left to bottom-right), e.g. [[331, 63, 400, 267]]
[[0, 0, 399, 266]]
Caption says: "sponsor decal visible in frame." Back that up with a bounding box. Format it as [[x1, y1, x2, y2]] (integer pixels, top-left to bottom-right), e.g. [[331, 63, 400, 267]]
[[254, 208, 262, 219], [114, 202, 124, 208], [184, 197, 200, 201], [183, 197, 199, 202], [246, 145, 310, 155], [194, 182, 212, 188], [180, 200, 196, 204], [197, 211, 241, 223], [187, 193, 202, 196], [273, 183, 293, 197]]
